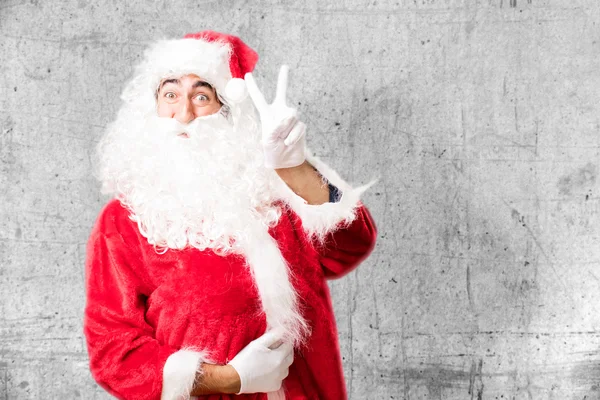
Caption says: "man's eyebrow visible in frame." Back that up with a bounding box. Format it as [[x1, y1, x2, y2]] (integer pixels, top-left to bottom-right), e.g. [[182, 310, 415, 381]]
[[155, 78, 214, 97], [158, 78, 180, 92], [192, 80, 214, 90]]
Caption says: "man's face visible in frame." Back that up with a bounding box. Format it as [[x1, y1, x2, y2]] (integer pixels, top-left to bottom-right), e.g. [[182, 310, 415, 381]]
[[156, 74, 222, 123]]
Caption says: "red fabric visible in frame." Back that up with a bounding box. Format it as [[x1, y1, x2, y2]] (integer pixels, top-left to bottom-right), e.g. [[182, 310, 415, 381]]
[[83, 199, 377, 400], [183, 31, 259, 79]]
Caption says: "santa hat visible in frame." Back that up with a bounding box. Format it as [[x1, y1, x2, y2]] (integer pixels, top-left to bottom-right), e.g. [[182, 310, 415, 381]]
[[183, 31, 258, 102], [120, 30, 258, 115]]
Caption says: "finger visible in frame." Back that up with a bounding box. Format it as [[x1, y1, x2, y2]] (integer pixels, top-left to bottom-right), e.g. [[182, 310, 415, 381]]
[[273, 115, 298, 140], [283, 350, 294, 367], [274, 65, 289, 105], [254, 328, 285, 348], [244, 72, 268, 112], [283, 121, 306, 146], [277, 343, 294, 360]]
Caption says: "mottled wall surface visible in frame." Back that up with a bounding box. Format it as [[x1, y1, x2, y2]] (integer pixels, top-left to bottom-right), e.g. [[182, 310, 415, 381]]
[[1, 0, 599, 398]]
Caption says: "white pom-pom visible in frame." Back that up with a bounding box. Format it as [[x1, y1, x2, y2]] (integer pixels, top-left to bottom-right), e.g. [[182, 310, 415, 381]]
[[224, 78, 248, 103]]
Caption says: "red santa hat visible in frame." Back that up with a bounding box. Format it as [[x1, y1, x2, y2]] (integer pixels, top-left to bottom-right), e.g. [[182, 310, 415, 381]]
[[120, 30, 258, 114], [183, 31, 258, 102]]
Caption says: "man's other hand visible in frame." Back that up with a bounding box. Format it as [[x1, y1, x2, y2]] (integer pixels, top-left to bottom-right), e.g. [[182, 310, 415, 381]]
[[227, 329, 294, 394]]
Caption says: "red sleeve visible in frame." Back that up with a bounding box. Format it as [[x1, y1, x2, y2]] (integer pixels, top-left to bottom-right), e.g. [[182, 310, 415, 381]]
[[316, 203, 377, 279], [83, 206, 177, 400]]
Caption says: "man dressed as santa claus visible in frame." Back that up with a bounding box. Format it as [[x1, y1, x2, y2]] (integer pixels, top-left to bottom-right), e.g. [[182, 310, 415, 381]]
[[83, 31, 377, 400]]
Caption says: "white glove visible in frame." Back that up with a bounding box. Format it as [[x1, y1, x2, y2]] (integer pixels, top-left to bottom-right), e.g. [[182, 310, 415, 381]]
[[227, 329, 294, 394], [245, 65, 307, 169]]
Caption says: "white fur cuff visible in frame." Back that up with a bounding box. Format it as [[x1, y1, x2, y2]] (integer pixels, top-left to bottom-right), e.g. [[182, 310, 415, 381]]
[[279, 152, 376, 242], [161, 349, 208, 400]]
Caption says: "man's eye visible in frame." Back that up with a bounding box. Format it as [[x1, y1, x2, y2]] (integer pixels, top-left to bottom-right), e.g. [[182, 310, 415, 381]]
[[164, 92, 176, 99], [194, 94, 208, 101]]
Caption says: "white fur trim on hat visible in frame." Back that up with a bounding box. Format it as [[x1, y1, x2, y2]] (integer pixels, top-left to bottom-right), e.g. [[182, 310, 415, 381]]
[[278, 151, 376, 242], [224, 78, 248, 103], [161, 348, 210, 400], [121, 38, 234, 117]]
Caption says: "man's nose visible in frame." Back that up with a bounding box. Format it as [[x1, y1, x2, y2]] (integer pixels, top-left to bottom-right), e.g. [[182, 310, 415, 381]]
[[173, 98, 195, 124]]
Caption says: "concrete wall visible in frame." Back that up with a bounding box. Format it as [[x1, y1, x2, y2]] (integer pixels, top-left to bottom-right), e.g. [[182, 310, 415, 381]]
[[1, 0, 599, 398]]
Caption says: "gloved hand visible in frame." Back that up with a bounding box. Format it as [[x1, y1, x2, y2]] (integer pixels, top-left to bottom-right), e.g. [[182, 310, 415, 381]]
[[245, 65, 307, 169], [227, 329, 294, 394]]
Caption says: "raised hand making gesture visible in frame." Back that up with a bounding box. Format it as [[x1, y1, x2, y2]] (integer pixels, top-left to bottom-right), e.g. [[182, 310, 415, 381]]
[[245, 65, 307, 169]]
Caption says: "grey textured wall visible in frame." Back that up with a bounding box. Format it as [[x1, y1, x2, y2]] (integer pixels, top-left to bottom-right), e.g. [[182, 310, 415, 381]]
[[1, 0, 599, 398]]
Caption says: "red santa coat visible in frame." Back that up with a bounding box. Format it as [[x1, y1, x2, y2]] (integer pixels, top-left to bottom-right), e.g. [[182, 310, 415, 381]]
[[83, 156, 377, 400]]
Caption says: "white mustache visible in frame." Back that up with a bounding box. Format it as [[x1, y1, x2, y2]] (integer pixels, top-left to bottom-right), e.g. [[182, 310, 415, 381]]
[[144, 111, 230, 138]]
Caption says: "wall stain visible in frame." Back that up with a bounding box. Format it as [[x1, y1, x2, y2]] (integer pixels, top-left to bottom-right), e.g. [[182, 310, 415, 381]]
[[466, 263, 475, 313], [570, 360, 600, 390], [404, 362, 484, 399], [468, 359, 484, 400], [558, 163, 597, 196]]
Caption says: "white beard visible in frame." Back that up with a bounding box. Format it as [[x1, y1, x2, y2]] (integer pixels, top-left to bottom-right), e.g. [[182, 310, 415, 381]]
[[97, 107, 285, 255], [98, 105, 309, 345]]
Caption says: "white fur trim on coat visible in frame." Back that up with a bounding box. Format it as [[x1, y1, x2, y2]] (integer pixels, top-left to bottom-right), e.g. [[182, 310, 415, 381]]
[[268, 388, 286, 400], [278, 151, 376, 243], [240, 221, 309, 346], [161, 349, 209, 400]]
